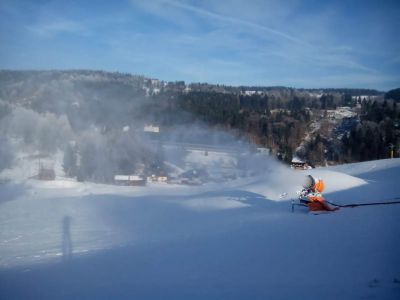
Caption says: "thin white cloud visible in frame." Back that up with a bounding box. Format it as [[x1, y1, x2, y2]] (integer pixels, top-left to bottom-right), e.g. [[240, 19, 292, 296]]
[[14, 0, 392, 89], [28, 19, 89, 37], [154, 0, 377, 74], [165, 0, 305, 45]]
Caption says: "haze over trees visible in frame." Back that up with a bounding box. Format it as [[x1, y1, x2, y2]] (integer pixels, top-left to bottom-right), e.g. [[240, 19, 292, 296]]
[[0, 70, 399, 182]]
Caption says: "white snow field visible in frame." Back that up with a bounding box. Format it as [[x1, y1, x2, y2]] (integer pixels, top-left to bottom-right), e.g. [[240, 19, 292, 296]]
[[1, 159, 400, 299]]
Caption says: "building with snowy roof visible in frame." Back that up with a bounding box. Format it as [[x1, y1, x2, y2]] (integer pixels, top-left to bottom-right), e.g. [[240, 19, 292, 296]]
[[291, 156, 311, 170]]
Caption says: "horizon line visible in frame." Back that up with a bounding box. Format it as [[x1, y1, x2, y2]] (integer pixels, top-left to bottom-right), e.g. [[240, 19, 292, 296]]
[[0, 68, 391, 92]]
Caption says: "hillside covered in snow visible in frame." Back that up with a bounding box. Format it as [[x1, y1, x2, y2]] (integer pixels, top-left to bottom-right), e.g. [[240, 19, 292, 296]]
[[1, 70, 397, 170], [1, 158, 399, 299]]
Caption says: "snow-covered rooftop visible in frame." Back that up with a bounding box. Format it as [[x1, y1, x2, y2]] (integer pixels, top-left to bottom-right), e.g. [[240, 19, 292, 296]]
[[291, 156, 305, 163]]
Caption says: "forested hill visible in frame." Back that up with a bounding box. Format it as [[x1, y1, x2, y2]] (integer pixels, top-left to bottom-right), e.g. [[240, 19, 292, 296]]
[[0, 70, 398, 166]]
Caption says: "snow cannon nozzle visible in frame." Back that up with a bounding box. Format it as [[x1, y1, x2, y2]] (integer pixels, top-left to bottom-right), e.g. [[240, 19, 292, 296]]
[[303, 175, 315, 189]]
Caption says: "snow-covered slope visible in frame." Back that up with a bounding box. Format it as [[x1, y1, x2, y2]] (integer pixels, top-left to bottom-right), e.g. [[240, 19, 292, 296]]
[[0, 159, 399, 299]]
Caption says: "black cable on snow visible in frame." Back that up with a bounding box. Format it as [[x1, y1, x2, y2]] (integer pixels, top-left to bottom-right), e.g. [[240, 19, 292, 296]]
[[326, 197, 400, 208]]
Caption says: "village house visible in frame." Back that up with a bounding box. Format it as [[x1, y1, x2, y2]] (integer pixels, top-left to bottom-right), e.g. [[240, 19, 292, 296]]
[[291, 156, 311, 170], [37, 158, 56, 181], [144, 125, 160, 133], [38, 168, 56, 180], [114, 175, 147, 186]]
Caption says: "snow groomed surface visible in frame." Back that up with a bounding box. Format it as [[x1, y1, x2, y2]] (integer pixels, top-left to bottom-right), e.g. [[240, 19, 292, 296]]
[[1, 159, 400, 299]]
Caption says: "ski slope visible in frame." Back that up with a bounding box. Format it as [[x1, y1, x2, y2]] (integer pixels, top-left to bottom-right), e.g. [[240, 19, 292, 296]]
[[0, 159, 400, 299]]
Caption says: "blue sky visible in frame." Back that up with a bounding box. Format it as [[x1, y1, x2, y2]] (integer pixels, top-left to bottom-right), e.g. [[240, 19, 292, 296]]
[[0, 0, 399, 90]]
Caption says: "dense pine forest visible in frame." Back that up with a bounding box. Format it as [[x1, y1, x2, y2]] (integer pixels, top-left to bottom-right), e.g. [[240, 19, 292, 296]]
[[144, 84, 400, 165]]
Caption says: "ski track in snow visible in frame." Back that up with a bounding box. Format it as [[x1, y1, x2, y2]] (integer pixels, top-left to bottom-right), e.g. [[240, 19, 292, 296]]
[[0, 159, 400, 299]]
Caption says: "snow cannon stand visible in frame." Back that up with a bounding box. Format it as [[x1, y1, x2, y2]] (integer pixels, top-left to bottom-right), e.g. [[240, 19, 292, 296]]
[[291, 191, 310, 213], [292, 190, 337, 214]]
